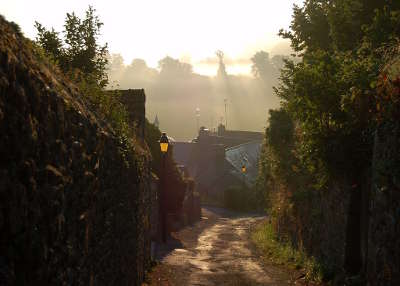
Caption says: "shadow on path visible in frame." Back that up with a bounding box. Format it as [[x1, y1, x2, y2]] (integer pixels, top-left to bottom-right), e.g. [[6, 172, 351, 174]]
[[146, 206, 294, 286]]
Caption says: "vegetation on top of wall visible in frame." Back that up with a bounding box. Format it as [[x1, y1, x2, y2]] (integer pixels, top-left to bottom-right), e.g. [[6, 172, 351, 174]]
[[33, 6, 136, 153], [34, 6, 108, 87], [145, 119, 162, 174]]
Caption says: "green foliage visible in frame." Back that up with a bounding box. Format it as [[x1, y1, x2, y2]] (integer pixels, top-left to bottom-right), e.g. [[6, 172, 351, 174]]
[[266, 109, 294, 153], [274, 1, 400, 181], [279, 0, 331, 53], [279, 0, 400, 54], [256, 0, 400, 281], [34, 6, 138, 167], [9, 20, 23, 37], [251, 222, 324, 283], [78, 79, 133, 141], [34, 22, 64, 67], [35, 6, 109, 87], [144, 119, 162, 173]]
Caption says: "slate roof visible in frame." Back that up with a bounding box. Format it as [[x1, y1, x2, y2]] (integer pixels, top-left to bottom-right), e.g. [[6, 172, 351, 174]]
[[172, 129, 263, 195], [225, 140, 262, 185]]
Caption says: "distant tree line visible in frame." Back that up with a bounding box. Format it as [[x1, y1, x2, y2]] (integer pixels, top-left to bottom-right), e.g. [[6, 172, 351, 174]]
[[107, 49, 289, 140]]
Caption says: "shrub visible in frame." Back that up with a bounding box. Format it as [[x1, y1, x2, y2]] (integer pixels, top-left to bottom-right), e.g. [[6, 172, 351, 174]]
[[251, 222, 324, 283], [223, 185, 256, 212]]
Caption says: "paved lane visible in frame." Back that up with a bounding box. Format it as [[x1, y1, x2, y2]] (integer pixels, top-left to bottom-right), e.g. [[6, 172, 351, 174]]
[[147, 207, 294, 286]]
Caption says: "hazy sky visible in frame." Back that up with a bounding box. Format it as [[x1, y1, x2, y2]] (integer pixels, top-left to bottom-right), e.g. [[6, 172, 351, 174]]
[[1, 0, 303, 75]]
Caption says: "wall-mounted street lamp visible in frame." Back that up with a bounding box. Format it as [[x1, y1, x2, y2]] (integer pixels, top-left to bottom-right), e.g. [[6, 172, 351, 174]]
[[241, 165, 246, 188], [159, 132, 169, 243], [160, 132, 169, 154]]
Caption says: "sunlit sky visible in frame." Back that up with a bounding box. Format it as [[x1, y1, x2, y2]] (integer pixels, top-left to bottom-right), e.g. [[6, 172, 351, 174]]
[[1, 0, 303, 75]]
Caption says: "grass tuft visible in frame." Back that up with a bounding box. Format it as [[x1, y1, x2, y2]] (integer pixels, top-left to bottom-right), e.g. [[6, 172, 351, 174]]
[[251, 221, 324, 283]]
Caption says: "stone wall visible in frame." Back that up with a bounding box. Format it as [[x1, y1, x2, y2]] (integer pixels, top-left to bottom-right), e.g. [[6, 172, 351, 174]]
[[0, 17, 152, 285], [274, 179, 350, 279], [181, 179, 201, 225], [118, 89, 146, 140], [367, 123, 400, 285], [275, 123, 399, 284]]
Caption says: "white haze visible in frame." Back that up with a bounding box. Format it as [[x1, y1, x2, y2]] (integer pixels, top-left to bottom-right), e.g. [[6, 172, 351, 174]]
[[107, 53, 287, 141], [2, 0, 302, 75]]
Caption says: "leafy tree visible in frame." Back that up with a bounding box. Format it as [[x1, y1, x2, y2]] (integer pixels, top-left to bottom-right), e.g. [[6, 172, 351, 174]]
[[279, 0, 400, 54], [258, 0, 400, 279], [279, 0, 331, 53], [271, 55, 286, 72], [274, 1, 400, 180], [251, 51, 275, 79], [216, 50, 227, 79], [158, 56, 193, 78], [35, 6, 109, 86], [266, 109, 294, 154], [34, 22, 65, 67], [129, 59, 149, 72], [34, 7, 137, 144], [251, 51, 288, 104]]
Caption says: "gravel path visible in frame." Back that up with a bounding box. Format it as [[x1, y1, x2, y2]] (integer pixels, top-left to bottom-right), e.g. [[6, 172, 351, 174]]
[[145, 207, 295, 286]]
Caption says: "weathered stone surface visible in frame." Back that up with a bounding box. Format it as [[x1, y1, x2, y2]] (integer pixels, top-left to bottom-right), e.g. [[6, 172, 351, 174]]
[[0, 16, 153, 285], [117, 89, 146, 140], [368, 123, 400, 285]]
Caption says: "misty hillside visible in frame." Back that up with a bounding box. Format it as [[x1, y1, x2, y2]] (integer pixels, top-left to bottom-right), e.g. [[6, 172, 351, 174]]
[[107, 52, 287, 140]]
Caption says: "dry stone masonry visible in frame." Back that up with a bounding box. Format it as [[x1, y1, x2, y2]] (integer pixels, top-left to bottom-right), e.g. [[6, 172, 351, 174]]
[[0, 16, 154, 285]]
